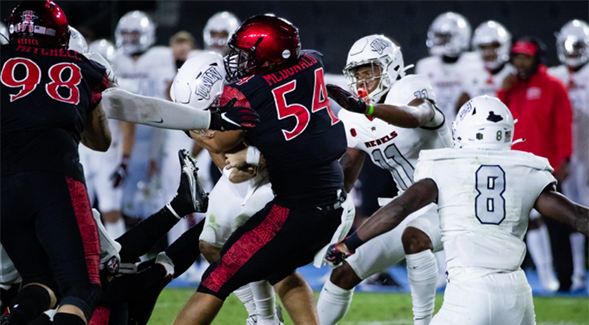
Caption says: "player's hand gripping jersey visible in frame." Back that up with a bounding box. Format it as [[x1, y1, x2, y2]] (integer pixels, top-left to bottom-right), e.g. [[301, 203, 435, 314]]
[[339, 75, 453, 191], [414, 148, 556, 275], [221, 50, 347, 200], [1, 43, 108, 182]]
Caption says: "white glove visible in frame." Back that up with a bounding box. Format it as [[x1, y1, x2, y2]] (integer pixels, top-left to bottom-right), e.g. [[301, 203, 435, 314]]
[[155, 252, 175, 278]]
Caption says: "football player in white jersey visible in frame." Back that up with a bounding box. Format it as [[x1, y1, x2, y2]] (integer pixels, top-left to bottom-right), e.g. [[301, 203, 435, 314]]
[[327, 95, 589, 325], [549, 19, 589, 292], [416, 12, 479, 123], [113, 11, 176, 222], [318, 34, 453, 325], [203, 11, 240, 56], [468, 21, 515, 97], [171, 52, 286, 325]]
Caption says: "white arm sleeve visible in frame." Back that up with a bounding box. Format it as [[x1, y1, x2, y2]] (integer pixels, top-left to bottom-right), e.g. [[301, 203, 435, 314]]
[[101, 88, 212, 130]]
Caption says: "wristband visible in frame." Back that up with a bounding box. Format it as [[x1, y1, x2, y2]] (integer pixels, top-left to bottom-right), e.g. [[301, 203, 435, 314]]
[[343, 232, 365, 251], [246, 146, 261, 166], [366, 104, 375, 116]]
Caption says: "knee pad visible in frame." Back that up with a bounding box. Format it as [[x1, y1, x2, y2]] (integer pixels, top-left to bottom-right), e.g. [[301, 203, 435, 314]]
[[60, 283, 101, 321]]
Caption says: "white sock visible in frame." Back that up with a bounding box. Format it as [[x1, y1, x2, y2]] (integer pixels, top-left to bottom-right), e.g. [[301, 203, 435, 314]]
[[104, 218, 126, 239], [527, 225, 555, 278], [250, 280, 278, 325], [234, 284, 257, 317], [317, 279, 355, 325], [570, 232, 586, 283], [406, 250, 437, 325]]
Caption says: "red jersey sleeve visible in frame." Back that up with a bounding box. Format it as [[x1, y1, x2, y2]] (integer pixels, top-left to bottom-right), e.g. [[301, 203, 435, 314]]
[[220, 85, 251, 109]]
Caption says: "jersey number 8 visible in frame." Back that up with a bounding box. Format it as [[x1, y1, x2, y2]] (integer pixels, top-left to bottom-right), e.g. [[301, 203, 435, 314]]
[[2, 57, 82, 105], [475, 165, 506, 225]]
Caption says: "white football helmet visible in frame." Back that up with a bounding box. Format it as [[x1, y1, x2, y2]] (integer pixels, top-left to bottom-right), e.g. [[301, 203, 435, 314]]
[[115, 11, 155, 55], [170, 51, 226, 110], [0, 22, 8, 45], [426, 12, 471, 58], [472, 21, 511, 70], [89, 39, 117, 63], [453, 95, 514, 150], [556, 20, 589, 69], [68, 26, 89, 54], [203, 11, 240, 55], [343, 34, 406, 104]]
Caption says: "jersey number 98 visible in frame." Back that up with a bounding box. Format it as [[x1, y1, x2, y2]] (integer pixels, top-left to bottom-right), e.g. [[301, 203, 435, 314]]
[[2, 57, 82, 105]]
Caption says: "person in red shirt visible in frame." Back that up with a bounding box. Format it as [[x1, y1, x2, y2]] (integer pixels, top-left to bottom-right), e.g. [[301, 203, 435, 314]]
[[498, 36, 574, 291]]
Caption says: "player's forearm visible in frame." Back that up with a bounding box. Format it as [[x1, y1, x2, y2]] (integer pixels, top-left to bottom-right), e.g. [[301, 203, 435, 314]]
[[536, 190, 589, 237], [372, 99, 434, 128], [353, 178, 439, 248], [81, 103, 112, 152], [355, 197, 413, 244], [188, 130, 243, 154], [120, 121, 136, 156]]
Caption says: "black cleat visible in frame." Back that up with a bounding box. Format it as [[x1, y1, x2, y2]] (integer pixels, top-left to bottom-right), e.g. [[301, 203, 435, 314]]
[[176, 149, 209, 213]]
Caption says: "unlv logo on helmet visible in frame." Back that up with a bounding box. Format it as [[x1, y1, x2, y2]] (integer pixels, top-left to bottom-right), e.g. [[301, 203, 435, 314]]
[[196, 67, 223, 101], [370, 38, 390, 55]]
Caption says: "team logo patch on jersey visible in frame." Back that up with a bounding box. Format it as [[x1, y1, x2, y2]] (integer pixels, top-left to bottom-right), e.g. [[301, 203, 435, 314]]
[[370, 38, 390, 55], [195, 67, 223, 101]]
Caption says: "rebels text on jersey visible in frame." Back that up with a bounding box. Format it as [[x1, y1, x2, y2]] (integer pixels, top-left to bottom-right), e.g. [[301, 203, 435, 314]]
[[1, 44, 108, 182], [221, 50, 347, 200], [339, 75, 453, 191]]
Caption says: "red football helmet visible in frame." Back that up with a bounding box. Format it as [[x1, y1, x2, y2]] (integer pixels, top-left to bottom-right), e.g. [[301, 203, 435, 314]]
[[224, 14, 301, 80], [7, 0, 70, 49]]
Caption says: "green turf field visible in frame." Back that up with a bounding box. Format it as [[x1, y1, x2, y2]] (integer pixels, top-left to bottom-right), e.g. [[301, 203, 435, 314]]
[[148, 288, 589, 325]]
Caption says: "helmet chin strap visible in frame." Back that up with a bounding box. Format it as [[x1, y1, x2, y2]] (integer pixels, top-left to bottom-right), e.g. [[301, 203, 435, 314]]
[[512, 138, 526, 146], [510, 118, 525, 146]]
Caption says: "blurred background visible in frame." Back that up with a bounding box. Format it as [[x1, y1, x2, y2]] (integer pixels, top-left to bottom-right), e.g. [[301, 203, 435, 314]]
[[2, 0, 586, 73]]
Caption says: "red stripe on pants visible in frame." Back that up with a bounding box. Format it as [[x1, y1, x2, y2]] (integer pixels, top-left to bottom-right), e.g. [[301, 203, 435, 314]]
[[88, 306, 110, 325], [66, 177, 101, 285], [202, 204, 289, 293]]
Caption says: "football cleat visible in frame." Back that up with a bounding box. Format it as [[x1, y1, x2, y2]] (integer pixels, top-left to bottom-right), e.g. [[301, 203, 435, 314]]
[[245, 315, 257, 325], [177, 149, 209, 213]]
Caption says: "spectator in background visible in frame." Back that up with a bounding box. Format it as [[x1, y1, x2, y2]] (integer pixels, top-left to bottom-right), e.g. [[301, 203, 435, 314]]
[[498, 36, 574, 291], [549, 19, 589, 292]]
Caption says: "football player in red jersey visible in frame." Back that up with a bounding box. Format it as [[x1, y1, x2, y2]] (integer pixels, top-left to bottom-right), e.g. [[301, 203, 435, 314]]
[[1, 1, 112, 324], [173, 15, 347, 325]]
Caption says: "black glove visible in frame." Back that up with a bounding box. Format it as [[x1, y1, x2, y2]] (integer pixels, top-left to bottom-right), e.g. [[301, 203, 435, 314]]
[[325, 240, 355, 267], [209, 98, 260, 131], [326, 84, 368, 114], [111, 156, 129, 188]]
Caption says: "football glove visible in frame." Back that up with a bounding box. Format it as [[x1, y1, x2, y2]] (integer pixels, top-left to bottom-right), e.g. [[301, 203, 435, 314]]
[[110, 155, 129, 188], [209, 98, 260, 131], [155, 252, 175, 279], [326, 84, 368, 114], [325, 240, 355, 267]]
